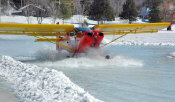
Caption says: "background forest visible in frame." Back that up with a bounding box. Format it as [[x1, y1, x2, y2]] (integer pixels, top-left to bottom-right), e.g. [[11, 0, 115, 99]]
[[0, 0, 175, 24]]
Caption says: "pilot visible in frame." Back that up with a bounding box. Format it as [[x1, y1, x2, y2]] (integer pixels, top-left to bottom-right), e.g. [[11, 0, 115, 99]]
[[167, 22, 173, 31]]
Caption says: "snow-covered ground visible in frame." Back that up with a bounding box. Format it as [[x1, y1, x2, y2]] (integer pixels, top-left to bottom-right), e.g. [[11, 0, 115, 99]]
[[0, 56, 102, 102], [103, 29, 175, 46], [0, 15, 138, 25]]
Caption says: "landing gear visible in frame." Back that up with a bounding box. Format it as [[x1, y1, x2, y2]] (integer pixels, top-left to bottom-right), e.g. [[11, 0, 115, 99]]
[[105, 55, 110, 59]]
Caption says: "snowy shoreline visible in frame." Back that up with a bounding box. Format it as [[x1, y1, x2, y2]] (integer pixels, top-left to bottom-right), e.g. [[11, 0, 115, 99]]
[[1, 15, 175, 47], [103, 29, 175, 46], [0, 56, 102, 102]]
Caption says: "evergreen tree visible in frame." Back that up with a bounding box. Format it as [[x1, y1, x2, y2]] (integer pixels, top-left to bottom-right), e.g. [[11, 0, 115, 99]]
[[148, 0, 162, 23], [119, 0, 138, 24], [144, 0, 162, 9], [80, 0, 91, 16], [104, 4, 115, 21], [1, 0, 8, 6], [89, 0, 114, 24], [58, 2, 72, 24], [12, 0, 21, 9]]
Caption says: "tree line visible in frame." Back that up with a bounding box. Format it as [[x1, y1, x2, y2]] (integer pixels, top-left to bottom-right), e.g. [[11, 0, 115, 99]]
[[0, 0, 162, 24]]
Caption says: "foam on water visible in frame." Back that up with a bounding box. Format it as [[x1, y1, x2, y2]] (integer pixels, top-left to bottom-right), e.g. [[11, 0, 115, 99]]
[[34, 55, 143, 68], [0, 56, 102, 102], [30, 48, 143, 68], [0, 81, 17, 102]]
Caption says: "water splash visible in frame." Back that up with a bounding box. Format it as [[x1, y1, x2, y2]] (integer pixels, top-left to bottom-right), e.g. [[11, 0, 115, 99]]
[[29, 48, 143, 68]]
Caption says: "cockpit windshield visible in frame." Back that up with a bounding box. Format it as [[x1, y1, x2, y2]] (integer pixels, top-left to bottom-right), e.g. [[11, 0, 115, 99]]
[[75, 27, 92, 33]]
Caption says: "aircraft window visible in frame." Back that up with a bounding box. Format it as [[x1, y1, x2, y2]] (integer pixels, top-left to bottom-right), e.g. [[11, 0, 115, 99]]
[[70, 32, 74, 36], [75, 27, 91, 32]]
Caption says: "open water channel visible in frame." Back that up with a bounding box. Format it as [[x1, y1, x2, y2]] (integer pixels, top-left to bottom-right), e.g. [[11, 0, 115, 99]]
[[0, 39, 175, 102]]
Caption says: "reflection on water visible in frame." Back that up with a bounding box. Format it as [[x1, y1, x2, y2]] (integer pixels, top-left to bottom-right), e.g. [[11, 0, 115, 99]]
[[0, 81, 17, 102]]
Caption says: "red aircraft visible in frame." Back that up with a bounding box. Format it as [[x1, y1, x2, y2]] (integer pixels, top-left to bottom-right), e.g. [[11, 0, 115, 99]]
[[0, 22, 172, 58]]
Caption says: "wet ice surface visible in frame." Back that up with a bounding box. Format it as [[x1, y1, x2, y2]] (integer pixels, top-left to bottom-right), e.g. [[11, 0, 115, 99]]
[[32, 45, 175, 102], [0, 81, 17, 102], [167, 52, 175, 59], [1, 38, 175, 102]]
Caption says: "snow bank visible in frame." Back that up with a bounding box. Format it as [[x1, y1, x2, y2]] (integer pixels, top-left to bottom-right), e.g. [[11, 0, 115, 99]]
[[0, 15, 87, 25], [0, 56, 102, 102], [102, 25, 175, 46], [103, 30, 175, 46]]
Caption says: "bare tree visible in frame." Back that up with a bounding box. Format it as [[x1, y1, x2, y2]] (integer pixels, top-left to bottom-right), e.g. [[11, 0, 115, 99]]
[[161, 1, 168, 22], [39, 0, 60, 24], [0, 0, 1, 22], [21, 0, 46, 24], [25, 7, 32, 24], [109, 0, 126, 17], [35, 0, 45, 24], [36, 10, 45, 24], [74, 0, 84, 15], [74, 0, 91, 26], [22, 0, 35, 24], [0, 0, 13, 21], [160, 0, 175, 22], [74, 0, 85, 24], [0, 0, 12, 15]]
